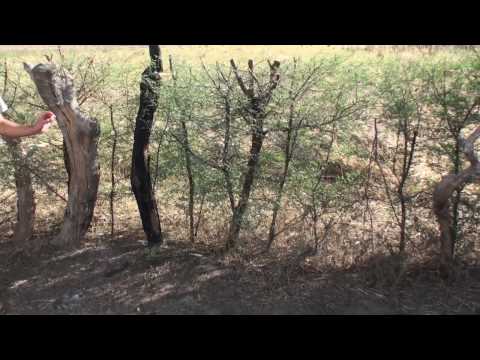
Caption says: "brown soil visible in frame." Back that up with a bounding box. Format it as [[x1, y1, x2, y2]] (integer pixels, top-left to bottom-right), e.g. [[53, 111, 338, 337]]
[[1, 234, 480, 315]]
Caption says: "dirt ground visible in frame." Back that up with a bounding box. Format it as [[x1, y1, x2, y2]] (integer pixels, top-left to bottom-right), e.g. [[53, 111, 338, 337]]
[[1, 233, 480, 315]]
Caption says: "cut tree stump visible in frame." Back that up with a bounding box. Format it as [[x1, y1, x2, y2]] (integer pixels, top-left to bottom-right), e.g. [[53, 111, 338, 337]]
[[24, 63, 100, 246]]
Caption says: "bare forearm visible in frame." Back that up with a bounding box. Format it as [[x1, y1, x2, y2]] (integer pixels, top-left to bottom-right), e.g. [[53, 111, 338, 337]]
[[0, 115, 39, 138]]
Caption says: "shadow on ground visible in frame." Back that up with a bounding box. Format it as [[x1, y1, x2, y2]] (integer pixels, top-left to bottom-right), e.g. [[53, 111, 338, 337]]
[[1, 234, 480, 315]]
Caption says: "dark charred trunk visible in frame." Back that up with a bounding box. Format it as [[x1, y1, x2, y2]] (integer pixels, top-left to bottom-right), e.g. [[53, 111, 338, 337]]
[[131, 45, 163, 246]]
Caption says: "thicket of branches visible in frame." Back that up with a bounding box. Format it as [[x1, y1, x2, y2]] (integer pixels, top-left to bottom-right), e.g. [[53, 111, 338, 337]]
[[1, 47, 480, 271]]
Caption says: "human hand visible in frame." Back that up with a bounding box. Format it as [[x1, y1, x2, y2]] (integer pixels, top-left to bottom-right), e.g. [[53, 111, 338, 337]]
[[34, 111, 56, 134]]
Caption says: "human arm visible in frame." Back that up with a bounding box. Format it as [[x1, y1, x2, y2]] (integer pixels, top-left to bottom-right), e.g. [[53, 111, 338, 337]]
[[0, 111, 55, 139]]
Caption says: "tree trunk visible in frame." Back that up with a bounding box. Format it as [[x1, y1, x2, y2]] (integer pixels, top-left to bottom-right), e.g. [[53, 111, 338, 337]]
[[451, 139, 462, 246], [433, 125, 480, 267], [109, 105, 117, 239], [433, 173, 469, 266], [226, 126, 265, 250], [266, 144, 291, 251], [63, 139, 71, 193], [266, 101, 294, 251], [395, 125, 418, 255], [225, 59, 280, 251], [180, 118, 195, 242], [312, 204, 320, 253], [222, 97, 236, 213], [169, 55, 195, 243], [399, 195, 407, 253], [24, 63, 100, 247], [5, 138, 35, 245], [130, 45, 163, 246]]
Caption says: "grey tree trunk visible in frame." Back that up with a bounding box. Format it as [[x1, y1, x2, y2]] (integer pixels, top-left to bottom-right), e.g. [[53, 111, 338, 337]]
[[24, 63, 100, 246], [225, 59, 280, 251], [226, 126, 266, 250], [433, 124, 480, 269], [5, 138, 35, 245]]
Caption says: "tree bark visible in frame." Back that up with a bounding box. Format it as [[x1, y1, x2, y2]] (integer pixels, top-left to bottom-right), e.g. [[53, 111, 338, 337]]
[[225, 59, 280, 251], [266, 103, 293, 251], [397, 128, 417, 254], [169, 55, 196, 243], [433, 124, 480, 267], [5, 138, 35, 245], [24, 62, 100, 246], [226, 125, 266, 250], [222, 97, 236, 213], [178, 116, 195, 243], [451, 138, 462, 246], [63, 139, 71, 193], [131, 45, 163, 246], [109, 105, 117, 239]]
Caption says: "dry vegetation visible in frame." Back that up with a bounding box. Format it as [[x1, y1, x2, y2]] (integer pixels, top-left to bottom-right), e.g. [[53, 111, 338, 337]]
[[1, 45, 480, 314]]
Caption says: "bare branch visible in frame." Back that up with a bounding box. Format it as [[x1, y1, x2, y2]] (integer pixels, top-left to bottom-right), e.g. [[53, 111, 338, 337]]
[[230, 59, 252, 97]]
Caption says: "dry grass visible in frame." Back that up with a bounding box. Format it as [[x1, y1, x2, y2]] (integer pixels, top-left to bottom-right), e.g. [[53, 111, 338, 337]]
[[1, 45, 471, 69], [1, 45, 480, 314]]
